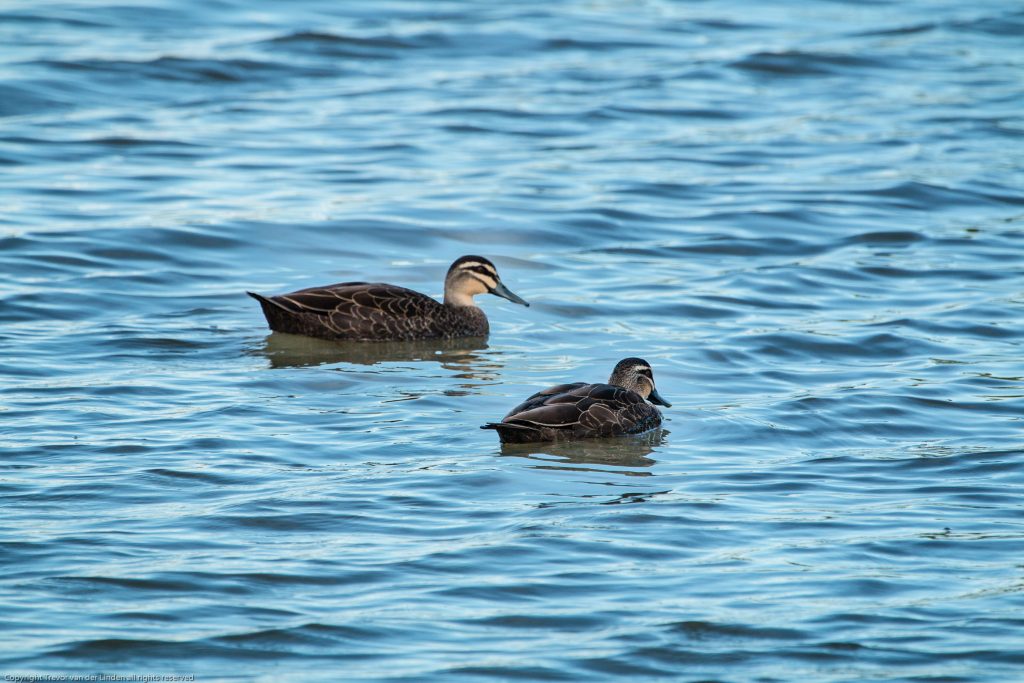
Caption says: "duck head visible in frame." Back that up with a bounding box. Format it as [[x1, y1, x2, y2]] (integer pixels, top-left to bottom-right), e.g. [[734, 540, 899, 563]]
[[609, 357, 672, 407], [443, 255, 529, 308]]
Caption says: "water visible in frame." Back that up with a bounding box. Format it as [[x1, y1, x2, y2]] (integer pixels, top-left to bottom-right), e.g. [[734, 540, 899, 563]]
[[2, 1, 1023, 680]]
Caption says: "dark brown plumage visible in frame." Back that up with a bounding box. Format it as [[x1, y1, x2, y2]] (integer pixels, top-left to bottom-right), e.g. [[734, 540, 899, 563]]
[[248, 256, 527, 342], [482, 358, 672, 443]]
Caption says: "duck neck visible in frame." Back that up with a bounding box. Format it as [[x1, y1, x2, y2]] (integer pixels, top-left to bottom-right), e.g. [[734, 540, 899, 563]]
[[608, 373, 639, 396], [444, 291, 478, 308]]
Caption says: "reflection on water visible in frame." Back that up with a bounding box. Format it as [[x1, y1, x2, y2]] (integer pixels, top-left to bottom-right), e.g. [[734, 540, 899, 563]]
[[255, 332, 491, 368], [499, 429, 666, 475], [253, 332, 501, 394]]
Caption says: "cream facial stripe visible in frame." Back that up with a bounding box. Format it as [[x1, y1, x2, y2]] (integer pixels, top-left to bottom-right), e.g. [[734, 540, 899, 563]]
[[458, 262, 498, 276], [468, 273, 498, 289], [457, 262, 499, 289]]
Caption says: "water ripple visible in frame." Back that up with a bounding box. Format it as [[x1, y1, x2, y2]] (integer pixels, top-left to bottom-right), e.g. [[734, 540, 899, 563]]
[[2, 0, 1023, 680]]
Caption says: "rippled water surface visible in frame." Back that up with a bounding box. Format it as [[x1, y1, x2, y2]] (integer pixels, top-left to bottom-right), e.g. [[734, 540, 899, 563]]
[[3, 1, 1024, 680]]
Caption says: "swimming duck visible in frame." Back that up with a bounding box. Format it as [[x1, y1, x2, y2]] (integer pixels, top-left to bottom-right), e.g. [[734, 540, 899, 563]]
[[248, 255, 528, 342], [482, 357, 671, 443]]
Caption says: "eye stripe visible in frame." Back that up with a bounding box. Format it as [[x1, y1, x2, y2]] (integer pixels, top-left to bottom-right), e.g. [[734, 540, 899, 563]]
[[468, 273, 495, 288], [457, 262, 497, 276]]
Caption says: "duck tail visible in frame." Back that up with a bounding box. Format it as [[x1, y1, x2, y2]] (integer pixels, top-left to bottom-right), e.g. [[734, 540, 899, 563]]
[[247, 291, 292, 314], [247, 290, 271, 305], [480, 421, 544, 444], [481, 422, 534, 431]]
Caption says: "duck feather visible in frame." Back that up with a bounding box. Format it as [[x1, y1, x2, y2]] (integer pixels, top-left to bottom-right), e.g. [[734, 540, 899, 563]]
[[483, 382, 662, 443]]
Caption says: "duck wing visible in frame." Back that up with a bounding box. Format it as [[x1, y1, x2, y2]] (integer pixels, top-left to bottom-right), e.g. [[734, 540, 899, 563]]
[[502, 382, 589, 417], [259, 282, 442, 319], [482, 383, 662, 442], [500, 382, 654, 435]]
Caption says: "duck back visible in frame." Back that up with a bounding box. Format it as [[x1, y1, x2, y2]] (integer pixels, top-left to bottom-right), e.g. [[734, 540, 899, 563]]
[[249, 282, 488, 341]]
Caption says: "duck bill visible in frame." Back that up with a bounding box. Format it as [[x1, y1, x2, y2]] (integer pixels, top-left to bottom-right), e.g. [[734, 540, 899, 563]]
[[648, 387, 672, 408], [491, 281, 529, 307]]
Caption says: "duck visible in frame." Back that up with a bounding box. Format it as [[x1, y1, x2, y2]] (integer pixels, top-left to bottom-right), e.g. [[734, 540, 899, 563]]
[[482, 357, 671, 443], [248, 255, 528, 342]]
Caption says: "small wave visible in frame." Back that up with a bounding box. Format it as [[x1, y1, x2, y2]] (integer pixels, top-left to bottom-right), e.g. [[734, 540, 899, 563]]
[[87, 136, 202, 149], [0, 84, 70, 118], [0, 9, 108, 29], [605, 105, 740, 120], [688, 18, 764, 31], [844, 230, 926, 245], [50, 637, 281, 661], [746, 331, 952, 360], [258, 30, 422, 59], [264, 30, 413, 50], [669, 235, 825, 258], [469, 613, 607, 630], [35, 55, 329, 84], [668, 620, 807, 641], [732, 50, 886, 76], [543, 37, 662, 52], [860, 265, 1007, 282], [857, 181, 1024, 209], [198, 513, 369, 533], [953, 11, 1024, 37], [214, 622, 391, 649], [850, 21, 937, 37], [145, 468, 241, 486]]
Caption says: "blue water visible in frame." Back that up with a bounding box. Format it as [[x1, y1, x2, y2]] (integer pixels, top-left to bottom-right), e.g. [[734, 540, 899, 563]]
[[2, 1, 1023, 680]]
